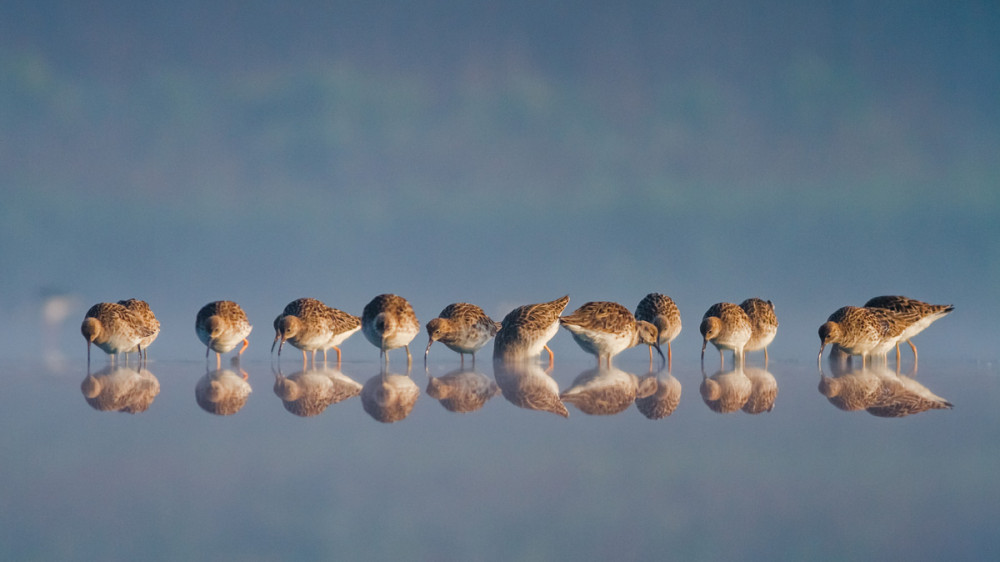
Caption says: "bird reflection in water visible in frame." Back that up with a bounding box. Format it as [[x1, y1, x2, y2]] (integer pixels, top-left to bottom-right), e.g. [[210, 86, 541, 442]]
[[81, 364, 160, 414], [866, 373, 953, 418], [493, 360, 569, 417], [634, 369, 682, 420], [700, 366, 752, 414], [741, 367, 778, 414], [819, 353, 952, 417], [195, 367, 252, 415], [273, 365, 362, 417], [425, 367, 500, 413], [818, 348, 885, 411], [559, 366, 657, 416], [361, 370, 420, 423]]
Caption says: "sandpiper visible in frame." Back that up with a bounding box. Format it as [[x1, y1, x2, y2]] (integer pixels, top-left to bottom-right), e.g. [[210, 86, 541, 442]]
[[739, 298, 778, 364], [699, 303, 752, 368], [559, 301, 663, 367], [864, 295, 954, 366], [361, 294, 420, 366], [817, 306, 904, 365], [196, 300, 253, 368], [273, 298, 361, 365], [492, 295, 570, 366], [81, 302, 156, 365], [634, 293, 682, 367], [425, 303, 501, 366], [117, 298, 160, 361]]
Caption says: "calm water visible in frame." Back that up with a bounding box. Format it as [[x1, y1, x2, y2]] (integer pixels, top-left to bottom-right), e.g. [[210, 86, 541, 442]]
[[2, 354, 997, 561]]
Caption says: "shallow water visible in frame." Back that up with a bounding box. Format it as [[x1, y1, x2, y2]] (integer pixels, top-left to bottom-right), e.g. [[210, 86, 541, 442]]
[[2, 354, 998, 560]]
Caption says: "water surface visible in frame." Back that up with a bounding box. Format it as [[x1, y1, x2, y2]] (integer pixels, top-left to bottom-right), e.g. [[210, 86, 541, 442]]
[[2, 355, 997, 560]]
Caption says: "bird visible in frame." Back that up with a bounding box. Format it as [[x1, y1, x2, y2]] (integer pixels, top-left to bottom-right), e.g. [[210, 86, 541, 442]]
[[817, 306, 905, 365], [739, 298, 778, 364], [361, 294, 420, 366], [117, 299, 160, 362], [81, 302, 156, 366], [699, 303, 752, 368], [272, 298, 361, 365], [492, 295, 570, 366], [559, 301, 663, 367], [424, 303, 501, 366], [634, 293, 682, 368], [196, 301, 253, 368], [863, 295, 954, 367]]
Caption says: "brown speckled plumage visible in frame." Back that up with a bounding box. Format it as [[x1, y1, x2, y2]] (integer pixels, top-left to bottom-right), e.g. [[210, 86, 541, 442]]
[[818, 306, 905, 364], [273, 298, 361, 363], [493, 296, 570, 363], [196, 301, 253, 362], [117, 298, 160, 359], [361, 294, 420, 364], [739, 298, 778, 361], [635, 293, 682, 365], [700, 303, 752, 367], [864, 295, 954, 365], [559, 301, 662, 366], [425, 303, 501, 364], [81, 302, 158, 363]]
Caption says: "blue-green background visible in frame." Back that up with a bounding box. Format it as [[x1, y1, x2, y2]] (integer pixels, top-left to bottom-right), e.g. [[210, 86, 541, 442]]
[[2, 1, 997, 363], [1, 5, 998, 558]]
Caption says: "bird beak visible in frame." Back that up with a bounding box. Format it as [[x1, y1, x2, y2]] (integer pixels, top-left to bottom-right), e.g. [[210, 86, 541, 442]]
[[652, 342, 665, 364]]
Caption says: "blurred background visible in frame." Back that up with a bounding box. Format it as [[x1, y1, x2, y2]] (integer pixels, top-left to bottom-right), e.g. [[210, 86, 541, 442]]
[[2, 0, 997, 364]]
